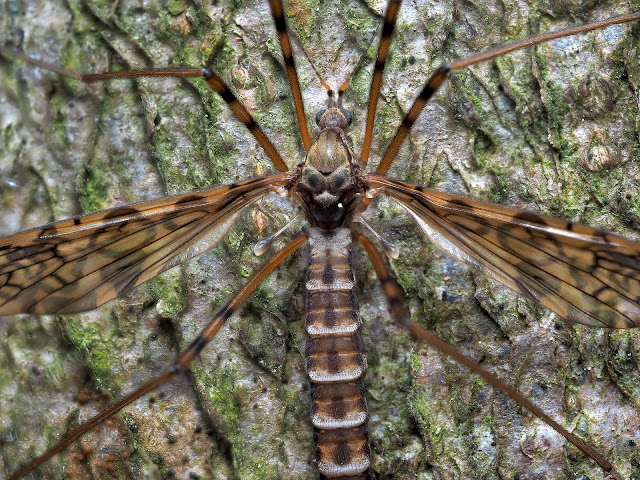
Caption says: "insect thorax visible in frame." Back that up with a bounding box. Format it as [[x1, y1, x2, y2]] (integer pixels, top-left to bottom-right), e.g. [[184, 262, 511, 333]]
[[295, 118, 363, 229]]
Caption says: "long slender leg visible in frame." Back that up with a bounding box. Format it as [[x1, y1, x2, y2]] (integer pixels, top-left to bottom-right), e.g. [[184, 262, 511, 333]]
[[360, 0, 402, 165], [0, 47, 289, 172], [268, 0, 312, 152], [373, 11, 640, 176], [7, 234, 307, 480], [356, 233, 625, 480]]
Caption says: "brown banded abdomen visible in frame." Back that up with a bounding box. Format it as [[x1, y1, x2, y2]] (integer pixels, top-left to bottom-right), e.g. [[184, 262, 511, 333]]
[[306, 228, 370, 479]]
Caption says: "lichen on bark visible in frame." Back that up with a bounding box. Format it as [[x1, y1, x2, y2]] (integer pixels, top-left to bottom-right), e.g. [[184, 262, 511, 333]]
[[0, 0, 639, 479]]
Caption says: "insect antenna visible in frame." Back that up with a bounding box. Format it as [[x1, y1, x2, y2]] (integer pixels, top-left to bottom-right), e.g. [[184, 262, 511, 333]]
[[286, 10, 377, 116]]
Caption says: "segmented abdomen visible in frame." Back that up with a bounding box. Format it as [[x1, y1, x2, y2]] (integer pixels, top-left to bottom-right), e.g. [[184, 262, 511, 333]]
[[306, 227, 370, 479]]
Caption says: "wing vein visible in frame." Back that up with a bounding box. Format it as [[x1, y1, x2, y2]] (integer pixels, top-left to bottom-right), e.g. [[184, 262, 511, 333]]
[[363, 174, 640, 328], [0, 174, 291, 314]]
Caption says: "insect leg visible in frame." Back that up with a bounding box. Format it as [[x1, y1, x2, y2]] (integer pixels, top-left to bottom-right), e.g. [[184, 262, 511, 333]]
[[8, 234, 307, 480], [357, 233, 624, 480], [360, 0, 402, 165], [267, 0, 312, 152], [0, 46, 289, 172], [373, 11, 640, 175]]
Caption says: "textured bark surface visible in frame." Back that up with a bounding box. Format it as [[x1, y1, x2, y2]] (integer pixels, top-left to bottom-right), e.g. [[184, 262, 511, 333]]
[[1, 0, 639, 479]]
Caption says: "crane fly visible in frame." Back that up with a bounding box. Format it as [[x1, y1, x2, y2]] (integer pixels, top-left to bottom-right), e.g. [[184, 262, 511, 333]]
[[1, 0, 639, 478]]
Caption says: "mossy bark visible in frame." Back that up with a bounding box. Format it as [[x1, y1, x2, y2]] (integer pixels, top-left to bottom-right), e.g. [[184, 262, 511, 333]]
[[0, 0, 639, 479]]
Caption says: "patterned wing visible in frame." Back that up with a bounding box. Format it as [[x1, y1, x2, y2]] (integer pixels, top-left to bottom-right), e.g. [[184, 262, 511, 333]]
[[364, 174, 640, 329], [0, 174, 292, 314]]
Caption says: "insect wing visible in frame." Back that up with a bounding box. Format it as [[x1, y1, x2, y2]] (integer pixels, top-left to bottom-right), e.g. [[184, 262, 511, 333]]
[[0, 175, 290, 314], [366, 175, 640, 329]]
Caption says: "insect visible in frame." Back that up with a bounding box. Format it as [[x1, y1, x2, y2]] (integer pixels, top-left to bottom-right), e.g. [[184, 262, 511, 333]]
[[1, 0, 639, 478]]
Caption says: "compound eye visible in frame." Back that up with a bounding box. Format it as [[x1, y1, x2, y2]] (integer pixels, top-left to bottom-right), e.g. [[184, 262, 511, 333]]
[[315, 109, 327, 126], [340, 108, 352, 126]]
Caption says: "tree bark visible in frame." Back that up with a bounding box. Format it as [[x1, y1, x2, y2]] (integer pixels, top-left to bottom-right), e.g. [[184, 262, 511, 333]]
[[0, 0, 639, 479]]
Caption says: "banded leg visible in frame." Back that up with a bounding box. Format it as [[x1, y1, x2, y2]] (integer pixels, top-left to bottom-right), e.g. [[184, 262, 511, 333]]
[[360, 0, 402, 165], [357, 233, 625, 480], [0, 47, 289, 172], [372, 11, 640, 175], [268, 0, 312, 152], [7, 235, 307, 480]]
